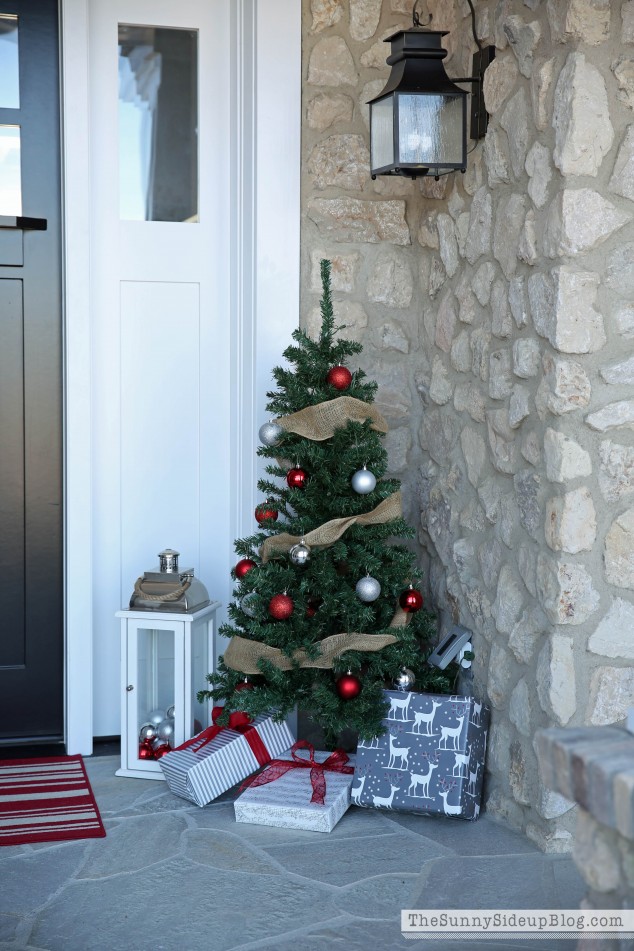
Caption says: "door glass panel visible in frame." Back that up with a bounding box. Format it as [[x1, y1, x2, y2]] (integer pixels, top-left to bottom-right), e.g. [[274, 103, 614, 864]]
[[0, 15, 19, 109], [118, 24, 198, 222], [0, 125, 22, 215]]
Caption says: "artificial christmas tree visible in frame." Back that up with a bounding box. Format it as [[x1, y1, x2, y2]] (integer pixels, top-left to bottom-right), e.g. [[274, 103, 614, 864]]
[[200, 260, 451, 747]]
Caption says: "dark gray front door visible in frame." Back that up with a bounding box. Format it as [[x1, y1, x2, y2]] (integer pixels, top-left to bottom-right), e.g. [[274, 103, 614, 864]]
[[0, 0, 63, 745]]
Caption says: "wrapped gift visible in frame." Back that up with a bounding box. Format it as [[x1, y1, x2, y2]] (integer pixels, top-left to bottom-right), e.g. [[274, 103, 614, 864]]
[[159, 707, 294, 807], [234, 740, 356, 833], [353, 691, 489, 820]]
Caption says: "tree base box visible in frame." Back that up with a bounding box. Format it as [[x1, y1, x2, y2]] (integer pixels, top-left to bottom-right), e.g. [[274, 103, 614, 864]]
[[159, 713, 295, 807], [353, 691, 489, 820], [234, 750, 356, 833]]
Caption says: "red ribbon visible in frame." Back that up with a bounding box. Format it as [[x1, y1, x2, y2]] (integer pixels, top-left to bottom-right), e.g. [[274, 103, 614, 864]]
[[240, 740, 354, 806], [172, 706, 269, 767]]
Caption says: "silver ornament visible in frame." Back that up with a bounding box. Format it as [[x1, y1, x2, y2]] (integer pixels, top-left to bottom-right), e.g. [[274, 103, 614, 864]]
[[241, 592, 259, 617], [394, 667, 416, 692], [351, 466, 377, 495], [289, 540, 311, 567], [166, 704, 175, 719], [147, 708, 166, 726], [157, 717, 175, 743], [139, 722, 157, 743], [355, 575, 381, 602], [259, 420, 283, 447]]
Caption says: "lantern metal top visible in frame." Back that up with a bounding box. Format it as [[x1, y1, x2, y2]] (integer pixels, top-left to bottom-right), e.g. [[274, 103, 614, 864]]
[[372, 28, 465, 100]]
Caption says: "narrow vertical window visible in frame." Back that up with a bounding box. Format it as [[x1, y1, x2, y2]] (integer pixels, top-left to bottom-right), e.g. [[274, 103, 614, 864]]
[[0, 125, 21, 215], [0, 15, 19, 110], [119, 25, 198, 222]]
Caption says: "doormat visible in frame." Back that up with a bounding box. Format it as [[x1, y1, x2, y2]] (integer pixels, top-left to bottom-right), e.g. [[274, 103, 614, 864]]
[[0, 755, 106, 846]]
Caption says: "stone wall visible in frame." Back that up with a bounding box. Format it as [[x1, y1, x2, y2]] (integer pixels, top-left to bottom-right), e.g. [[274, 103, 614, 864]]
[[301, 0, 634, 848]]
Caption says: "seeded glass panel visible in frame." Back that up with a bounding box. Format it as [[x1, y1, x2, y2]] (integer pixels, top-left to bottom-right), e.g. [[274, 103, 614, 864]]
[[0, 15, 19, 109], [190, 617, 209, 735], [119, 24, 198, 222], [137, 628, 175, 735], [370, 95, 394, 172], [0, 125, 21, 215], [397, 93, 464, 166]]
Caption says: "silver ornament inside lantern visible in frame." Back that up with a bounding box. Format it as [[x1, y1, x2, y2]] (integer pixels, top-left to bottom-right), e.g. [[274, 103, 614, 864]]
[[289, 539, 311, 567], [166, 704, 175, 719], [355, 574, 381, 602], [351, 465, 377, 495], [139, 722, 157, 743], [157, 717, 175, 743], [259, 420, 283, 447], [394, 667, 416, 692], [147, 708, 167, 726], [241, 591, 259, 617]]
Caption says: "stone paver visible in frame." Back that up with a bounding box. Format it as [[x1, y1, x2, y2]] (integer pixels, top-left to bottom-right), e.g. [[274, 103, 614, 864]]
[[0, 755, 585, 951]]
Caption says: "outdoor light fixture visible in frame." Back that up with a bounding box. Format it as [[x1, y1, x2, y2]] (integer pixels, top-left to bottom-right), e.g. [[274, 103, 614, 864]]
[[368, 0, 495, 179]]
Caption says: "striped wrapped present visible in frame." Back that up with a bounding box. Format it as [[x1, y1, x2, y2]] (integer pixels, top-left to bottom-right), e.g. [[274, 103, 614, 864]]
[[234, 741, 356, 833], [159, 708, 294, 807]]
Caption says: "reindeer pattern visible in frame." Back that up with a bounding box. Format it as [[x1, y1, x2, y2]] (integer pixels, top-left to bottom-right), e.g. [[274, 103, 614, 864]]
[[353, 691, 489, 820]]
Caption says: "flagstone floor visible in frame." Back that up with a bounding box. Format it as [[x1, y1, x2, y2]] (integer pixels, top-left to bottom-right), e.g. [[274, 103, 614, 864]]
[[0, 755, 586, 951]]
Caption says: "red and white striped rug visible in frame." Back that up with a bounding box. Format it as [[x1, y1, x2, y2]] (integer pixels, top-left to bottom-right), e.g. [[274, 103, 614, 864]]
[[0, 755, 106, 846]]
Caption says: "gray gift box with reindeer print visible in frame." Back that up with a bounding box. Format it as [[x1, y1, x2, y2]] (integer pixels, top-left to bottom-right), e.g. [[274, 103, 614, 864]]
[[352, 690, 489, 820]]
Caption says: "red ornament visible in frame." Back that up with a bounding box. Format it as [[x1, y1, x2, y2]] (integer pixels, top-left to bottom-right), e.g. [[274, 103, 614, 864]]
[[235, 679, 254, 692], [336, 671, 362, 700], [235, 558, 257, 578], [139, 742, 155, 760], [399, 586, 424, 613], [269, 593, 294, 620], [326, 365, 352, 390], [255, 502, 278, 524], [305, 596, 322, 618], [286, 466, 308, 489], [152, 743, 171, 759]]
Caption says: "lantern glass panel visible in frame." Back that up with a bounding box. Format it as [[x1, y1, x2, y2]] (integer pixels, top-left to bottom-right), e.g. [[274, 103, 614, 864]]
[[370, 95, 394, 171], [190, 616, 210, 735], [137, 627, 175, 734], [397, 93, 464, 166]]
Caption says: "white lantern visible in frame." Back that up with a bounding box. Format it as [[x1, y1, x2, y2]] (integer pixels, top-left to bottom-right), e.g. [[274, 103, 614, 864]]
[[116, 602, 220, 778]]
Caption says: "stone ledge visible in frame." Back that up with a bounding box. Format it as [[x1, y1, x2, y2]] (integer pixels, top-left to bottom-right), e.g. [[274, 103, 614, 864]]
[[536, 726, 634, 842]]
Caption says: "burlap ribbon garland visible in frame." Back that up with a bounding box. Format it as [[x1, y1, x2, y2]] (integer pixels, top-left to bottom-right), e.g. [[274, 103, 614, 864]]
[[260, 491, 402, 563], [223, 604, 410, 673], [276, 396, 388, 441]]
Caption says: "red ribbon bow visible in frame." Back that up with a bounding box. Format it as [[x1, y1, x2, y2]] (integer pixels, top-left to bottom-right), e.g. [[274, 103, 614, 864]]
[[240, 739, 354, 806], [172, 706, 269, 767]]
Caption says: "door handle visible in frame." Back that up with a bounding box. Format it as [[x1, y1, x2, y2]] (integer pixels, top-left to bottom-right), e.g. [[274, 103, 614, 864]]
[[0, 215, 47, 231]]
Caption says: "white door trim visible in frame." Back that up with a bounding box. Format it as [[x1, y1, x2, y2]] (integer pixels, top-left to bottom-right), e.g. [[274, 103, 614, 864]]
[[61, 0, 301, 754]]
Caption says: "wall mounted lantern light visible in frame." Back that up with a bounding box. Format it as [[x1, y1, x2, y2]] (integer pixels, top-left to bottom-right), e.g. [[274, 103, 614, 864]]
[[368, 0, 495, 180]]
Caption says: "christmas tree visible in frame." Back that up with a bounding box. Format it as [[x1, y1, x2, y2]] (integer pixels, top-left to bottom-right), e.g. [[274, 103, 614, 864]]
[[200, 260, 451, 747]]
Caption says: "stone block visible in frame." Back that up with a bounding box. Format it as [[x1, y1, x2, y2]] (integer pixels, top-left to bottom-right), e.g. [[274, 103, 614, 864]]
[[545, 189, 630, 257], [504, 15, 541, 78], [601, 356, 634, 387], [460, 429, 486, 490], [588, 598, 634, 661], [547, 0, 611, 46], [484, 128, 511, 185], [552, 52, 613, 177], [483, 54, 518, 113], [437, 213, 459, 277], [545, 487, 597, 554], [605, 243, 634, 298], [307, 36, 357, 86], [509, 604, 548, 664], [609, 125, 634, 202], [509, 739, 531, 805], [515, 468, 541, 537], [487, 409, 518, 474], [509, 677, 532, 737], [419, 409, 458, 467], [525, 141, 552, 208], [367, 250, 413, 307], [613, 304, 634, 338], [613, 58, 634, 111], [478, 538, 503, 590], [588, 666, 634, 726], [500, 88, 532, 179], [529, 267, 604, 354], [428, 257, 446, 299], [307, 198, 410, 245], [373, 364, 413, 419], [599, 441, 634, 503], [350, 0, 382, 41], [435, 291, 457, 353], [310, 252, 359, 293], [537, 553, 600, 625], [384, 426, 411, 473], [489, 348, 513, 400], [310, 0, 344, 32], [573, 810, 621, 892], [531, 57, 556, 132], [373, 320, 410, 354], [605, 507, 634, 590], [509, 384, 531, 428], [359, 79, 384, 130], [306, 93, 354, 131], [417, 210, 439, 249], [464, 187, 492, 265], [536, 634, 577, 724], [536, 788, 575, 820], [429, 356, 453, 406], [305, 300, 368, 343], [518, 211, 538, 266], [473, 261, 495, 306], [454, 382, 486, 423], [587, 400, 634, 432], [307, 134, 369, 191], [521, 430, 541, 467], [491, 280, 512, 338], [450, 329, 471, 373], [493, 564, 524, 635], [471, 327, 490, 382], [498, 493, 520, 548], [509, 275, 529, 328], [625, 0, 634, 43], [544, 428, 592, 483], [542, 355, 591, 415]]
